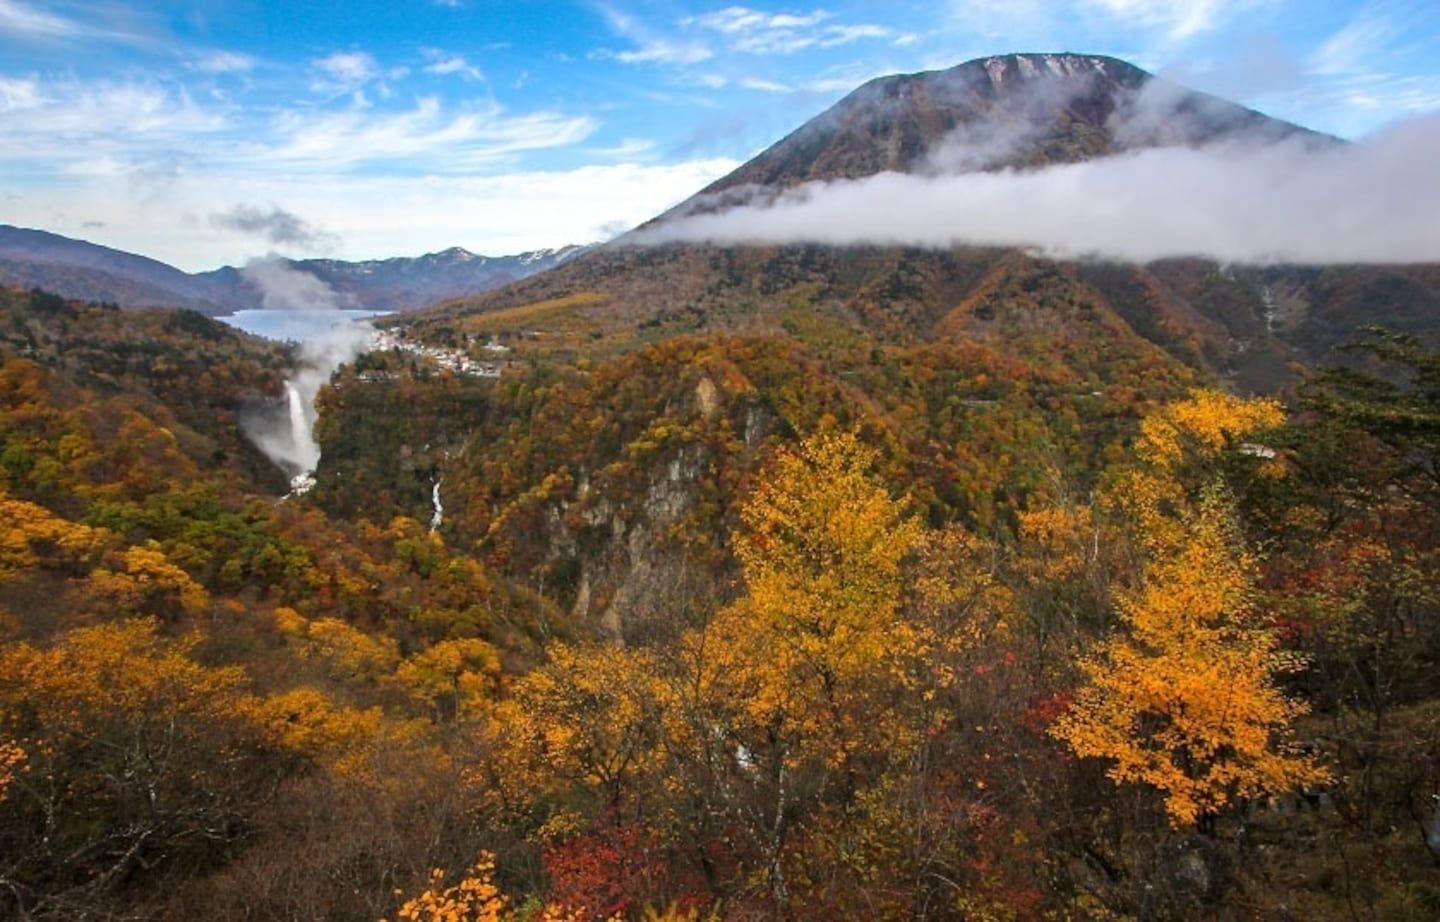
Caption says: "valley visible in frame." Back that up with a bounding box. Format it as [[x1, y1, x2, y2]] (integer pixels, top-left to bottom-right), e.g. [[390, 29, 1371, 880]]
[[2, 50, 1439, 922]]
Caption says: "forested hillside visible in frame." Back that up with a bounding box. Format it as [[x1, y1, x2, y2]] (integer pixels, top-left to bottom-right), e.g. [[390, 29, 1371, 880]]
[[2, 280, 1438, 919]]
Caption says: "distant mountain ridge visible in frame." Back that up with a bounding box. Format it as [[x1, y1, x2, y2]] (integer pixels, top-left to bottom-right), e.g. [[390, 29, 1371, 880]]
[[0, 224, 587, 315], [0, 224, 240, 314]]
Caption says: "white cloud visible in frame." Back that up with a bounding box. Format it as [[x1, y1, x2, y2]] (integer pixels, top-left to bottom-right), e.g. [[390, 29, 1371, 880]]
[[615, 40, 713, 64], [256, 98, 598, 172], [1310, 7, 1397, 75], [636, 116, 1440, 265], [240, 256, 351, 311], [0, 0, 157, 47], [590, 137, 657, 159], [685, 5, 892, 55], [947, 0, 1266, 48], [0, 70, 597, 188], [1278, 3, 1440, 137], [739, 77, 791, 93], [311, 51, 381, 94], [1082, 0, 1229, 40], [0, 0, 81, 38], [602, 4, 890, 65], [0, 74, 43, 110], [597, 3, 714, 65], [4, 157, 741, 270], [0, 76, 225, 148], [820, 25, 891, 47], [423, 52, 484, 80], [292, 159, 743, 256], [190, 50, 257, 74], [687, 7, 830, 34]]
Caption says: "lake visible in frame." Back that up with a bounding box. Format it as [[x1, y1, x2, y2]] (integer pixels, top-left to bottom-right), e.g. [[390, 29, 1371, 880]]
[[219, 308, 392, 342]]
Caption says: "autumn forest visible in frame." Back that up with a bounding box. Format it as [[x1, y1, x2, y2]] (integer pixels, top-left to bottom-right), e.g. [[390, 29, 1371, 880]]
[[1, 271, 1439, 922]]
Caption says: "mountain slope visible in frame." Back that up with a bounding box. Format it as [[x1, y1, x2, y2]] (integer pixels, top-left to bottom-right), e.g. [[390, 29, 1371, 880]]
[[660, 53, 1331, 218], [0, 224, 586, 315], [403, 53, 1419, 392], [0, 225, 242, 314]]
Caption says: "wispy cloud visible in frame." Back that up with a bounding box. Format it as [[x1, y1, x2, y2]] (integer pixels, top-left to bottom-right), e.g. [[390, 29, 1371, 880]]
[[190, 50, 257, 74], [0, 0, 156, 47], [1287, 2, 1440, 135], [684, 5, 894, 55], [210, 204, 340, 251], [0, 75, 225, 147], [0, 69, 596, 182], [0, 0, 83, 38], [258, 97, 598, 172], [310, 50, 382, 95], [1310, 5, 1398, 75], [616, 40, 713, 64], [422, 50, 485, 80], [0, 74, 43, 110], [589, 137, 657, 159], [946, 0, 1266, 50], [739, 76, 790, 93], [597, 3, 714, 64], [687, 7, 826, 34], [1081, 0, 1235, 41]]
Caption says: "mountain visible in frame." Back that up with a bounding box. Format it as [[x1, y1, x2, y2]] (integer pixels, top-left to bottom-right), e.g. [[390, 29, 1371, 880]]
[[658, 53, 1331, 218], [195, 245, 587, 314], [0, 224, 243, 314], [404, 53, 1426, 393], [0, 224, 586, 316]]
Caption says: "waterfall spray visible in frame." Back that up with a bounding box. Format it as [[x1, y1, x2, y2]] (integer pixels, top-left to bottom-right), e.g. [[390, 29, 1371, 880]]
[[238, 258, 375, 494], [282, 380, 321, 492], [286, 381, 319, 461]]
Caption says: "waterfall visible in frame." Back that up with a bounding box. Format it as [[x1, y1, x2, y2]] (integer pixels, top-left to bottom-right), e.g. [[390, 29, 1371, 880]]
[[285, 382, 318, 468], [234, 269, 374, 495], [429, 477, 444, 532], [282, 380, 320, 493]]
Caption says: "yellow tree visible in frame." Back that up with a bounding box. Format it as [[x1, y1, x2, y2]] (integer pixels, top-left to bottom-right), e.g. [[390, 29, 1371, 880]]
[[0, 488, 106, 580], [0, 620, 278, 914], [726, 428, 925, 754], [670, 429, 929, 906], [1051, 390, 1326, 829], [392, 638, 502, 722], [0, 740, 21, 803], [86, 543, 211, 619], [493, 642, 665, 815]]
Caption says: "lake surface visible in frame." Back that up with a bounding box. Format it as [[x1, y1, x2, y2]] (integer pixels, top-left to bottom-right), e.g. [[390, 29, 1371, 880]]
[[219, 309, 392, 342]]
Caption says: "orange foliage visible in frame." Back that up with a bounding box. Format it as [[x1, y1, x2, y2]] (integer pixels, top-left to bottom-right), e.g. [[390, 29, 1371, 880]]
[[1052, 391, 1325, 827]]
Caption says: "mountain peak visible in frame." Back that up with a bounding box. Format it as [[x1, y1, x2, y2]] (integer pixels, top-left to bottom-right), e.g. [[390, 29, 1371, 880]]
[[669, 52, 1325, 217], [974, 52, 1132, 86]]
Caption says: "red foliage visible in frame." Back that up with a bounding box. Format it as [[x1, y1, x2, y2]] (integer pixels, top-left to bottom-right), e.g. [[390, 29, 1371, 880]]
[[1019, 691, 1073, 735], [542, 821, 705, 919]]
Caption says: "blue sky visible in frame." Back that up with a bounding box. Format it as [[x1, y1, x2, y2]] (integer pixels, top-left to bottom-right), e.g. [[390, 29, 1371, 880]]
[[1, 0, 1437, 270]]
